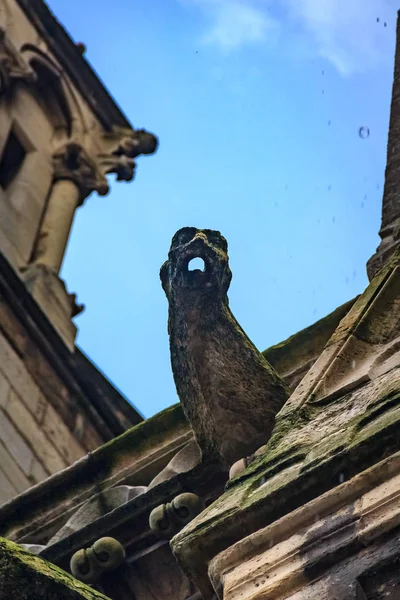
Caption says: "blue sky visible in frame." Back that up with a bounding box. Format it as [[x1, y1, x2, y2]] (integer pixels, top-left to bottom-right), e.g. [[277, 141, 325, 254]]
[[53, 0, 397, 418]]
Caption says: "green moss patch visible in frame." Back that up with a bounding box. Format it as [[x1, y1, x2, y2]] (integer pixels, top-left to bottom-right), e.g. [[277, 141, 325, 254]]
[[0, 538, 110, 599]]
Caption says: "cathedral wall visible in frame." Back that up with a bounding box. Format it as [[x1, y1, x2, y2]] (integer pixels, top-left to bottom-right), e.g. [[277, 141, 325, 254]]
[[0, 331, 85, 505], [0, 85, 54, 270]]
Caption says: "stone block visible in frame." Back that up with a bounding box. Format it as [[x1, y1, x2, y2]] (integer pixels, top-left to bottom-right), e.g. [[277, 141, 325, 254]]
[[21, 265, 77, 351], [0, 469, 18, 506], [30, 459, 50, 485], [0, 537, 111, 599], [0, 370, 10, 409], [42, 403, 85, 464], [5, 391, 67, 474], [0, 408, 34, 475], [0, 334, 42, 415], [0, 440, 30, 493]]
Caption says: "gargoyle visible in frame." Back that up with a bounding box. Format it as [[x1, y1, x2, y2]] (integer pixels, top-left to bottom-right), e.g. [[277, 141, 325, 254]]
[[160, 227, 290, 469]]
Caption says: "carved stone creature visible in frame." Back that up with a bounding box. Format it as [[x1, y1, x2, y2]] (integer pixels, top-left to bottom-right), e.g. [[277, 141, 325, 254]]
[[160, 227, 290, 469]]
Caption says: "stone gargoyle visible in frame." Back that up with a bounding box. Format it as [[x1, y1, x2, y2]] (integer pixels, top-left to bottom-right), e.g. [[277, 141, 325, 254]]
[[160, 227, 290, 469]]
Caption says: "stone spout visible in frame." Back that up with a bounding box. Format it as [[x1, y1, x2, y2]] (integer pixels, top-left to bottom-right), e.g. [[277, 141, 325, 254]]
[[160, 227, 290, 469]]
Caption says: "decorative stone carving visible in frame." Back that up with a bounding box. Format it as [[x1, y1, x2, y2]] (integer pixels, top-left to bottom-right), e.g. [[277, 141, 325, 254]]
[[0, 28, 36, 96], [102, 126, 158, 158], [160, 227, 290, 469], [70, 537, 125, 584], [149, 492, 204, 540], [97, 127, 158, 183], [53, 142, 109, 204]]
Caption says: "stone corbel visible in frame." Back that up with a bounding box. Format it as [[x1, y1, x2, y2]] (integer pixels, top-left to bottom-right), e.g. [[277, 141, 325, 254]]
[[0, 28, 36, 96], [53, 142, 109, 205], [70, 537, 125, 584], [97, 126, 158, 182], [149, 493, 204, 540]]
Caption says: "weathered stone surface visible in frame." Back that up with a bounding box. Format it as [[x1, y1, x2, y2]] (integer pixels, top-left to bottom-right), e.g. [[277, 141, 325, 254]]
[[161, 227, 289, 468], [49, 486, 147, 545], [5, 389, 68, 474], [0, 440, 31, 493], [0, 403, 191, 544], [0, 409, 34, 476], [209, 453, 400, 599], [0, 537, 110, 599], [171, 251, 400, 597], [149, 440, 202, 489]]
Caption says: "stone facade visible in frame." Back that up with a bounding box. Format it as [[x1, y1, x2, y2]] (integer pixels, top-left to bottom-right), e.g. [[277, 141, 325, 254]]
[[0, 0, 156, 505], [1, 1, 400, 600]]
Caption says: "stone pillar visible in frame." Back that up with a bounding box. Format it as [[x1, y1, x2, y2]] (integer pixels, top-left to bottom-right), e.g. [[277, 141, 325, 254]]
[[31, 143, 109, 272], [367, 11, 400, 280], [21, 143, 108, 350], [33, 179, 80, 273], [20, 130, 157, 351]]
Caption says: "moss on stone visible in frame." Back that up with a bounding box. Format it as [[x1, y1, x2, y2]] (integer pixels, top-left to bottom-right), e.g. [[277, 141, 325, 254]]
[[96, 403, 187, 470], [0, 538, 110, 599]]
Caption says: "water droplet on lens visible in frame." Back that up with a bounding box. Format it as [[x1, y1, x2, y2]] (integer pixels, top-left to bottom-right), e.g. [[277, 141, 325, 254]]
[[359, 126, 370, 139]]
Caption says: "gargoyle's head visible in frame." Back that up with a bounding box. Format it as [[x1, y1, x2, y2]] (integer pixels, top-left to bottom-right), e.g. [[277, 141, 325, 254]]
[[160, 227, 232, 302]]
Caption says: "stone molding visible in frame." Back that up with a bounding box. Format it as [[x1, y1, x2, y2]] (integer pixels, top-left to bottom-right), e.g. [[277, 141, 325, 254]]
[[208, 451, 400, 599]]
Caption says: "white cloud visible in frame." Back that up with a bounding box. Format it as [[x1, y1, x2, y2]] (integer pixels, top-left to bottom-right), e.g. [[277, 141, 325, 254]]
[[182, 0, 280, 52], [181, 0, 396, 76], [281, 0, 394, 76]]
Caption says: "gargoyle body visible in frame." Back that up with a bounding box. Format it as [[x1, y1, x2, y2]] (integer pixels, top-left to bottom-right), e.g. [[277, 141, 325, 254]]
[[160, 227, 289, 469]]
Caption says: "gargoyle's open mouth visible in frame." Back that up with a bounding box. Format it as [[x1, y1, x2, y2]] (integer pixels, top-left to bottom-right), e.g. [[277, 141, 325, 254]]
[[178, 236, 214, 285], [181, 255, 211, 284]]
